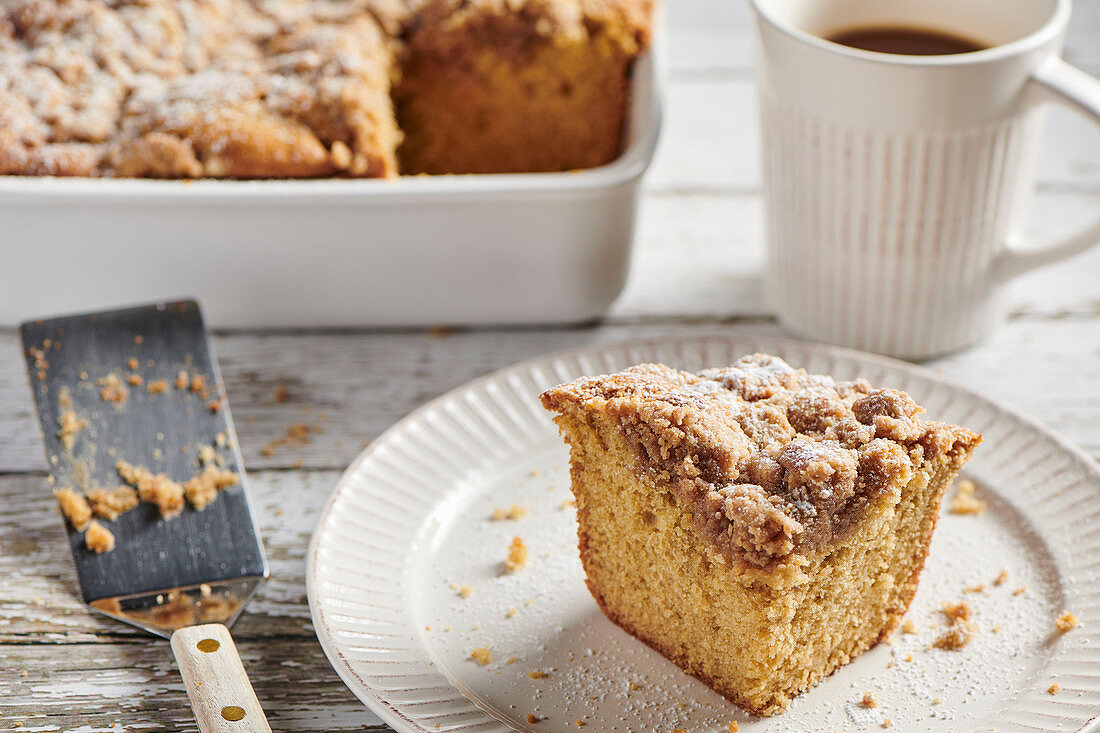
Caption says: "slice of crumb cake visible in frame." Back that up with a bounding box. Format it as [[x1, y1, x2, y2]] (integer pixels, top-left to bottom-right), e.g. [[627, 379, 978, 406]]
[[540, 354, 981, 716]]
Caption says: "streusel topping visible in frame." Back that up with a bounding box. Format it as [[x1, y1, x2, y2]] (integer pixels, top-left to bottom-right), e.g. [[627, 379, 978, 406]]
[[0, 0, 400, 177], [541, 354, 981, 567]]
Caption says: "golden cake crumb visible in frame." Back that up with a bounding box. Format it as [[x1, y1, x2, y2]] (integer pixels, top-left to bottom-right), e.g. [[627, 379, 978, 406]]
[[175, 371, 189, 390], [183, 466, 240, 510], [933, 624, 977, 650], [506, 607, 518, 618], [727, 723, 739, 732], [146, 379, 168, 395], [673, 729, 686, 733], [86, 486, 140, 520], [576, 722, 586, 728], [133, 336, 144, 345], [98, 374, 129, 404], [198, 445, 222, 467], [861, 693, 877, 708], [1013, 587, 1027, 596], [527, 713, 539, 724], [526, 670, 549, 679], [85, 520, 116, 553], [934, 601, 978, 649], [504, 537, 529, 573], [949, 479, 987, 515], [882, 721, 892, 729], [1048, 682, 1061, 695], [628, 682, 642, 691], [992, 625, 1002, 633], [125, 373, 144, 387], [116, 460, 184, 518], [57, 410, 90, 452], [965, 584, 986, 593], [560, 499, 576, 510], [993, 570, 1008, 586], [901, 619, 918, 634], [470, 647, 492, 665], [453, 585, 474, 599], [56, 488, 92, 530], [1055, 611, 1079, 634], [943, 602, 972, 622], [127, 357, 139, 371], [490, 504, 529, 521], [904, 654, 913, 662], [932, 697, 944, 705]]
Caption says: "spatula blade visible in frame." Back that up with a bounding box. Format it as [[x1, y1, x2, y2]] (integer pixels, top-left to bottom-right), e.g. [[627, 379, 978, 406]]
[[20, 300, 268, 638]]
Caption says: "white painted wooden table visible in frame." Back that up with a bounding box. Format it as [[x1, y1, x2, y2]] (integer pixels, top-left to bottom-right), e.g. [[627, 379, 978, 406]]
[[3, 2, 1099, 730]]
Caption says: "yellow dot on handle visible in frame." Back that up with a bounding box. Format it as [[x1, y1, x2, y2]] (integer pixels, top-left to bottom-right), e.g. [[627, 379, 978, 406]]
[[221, 706, 246, 721], [196, 639, 220, 653]]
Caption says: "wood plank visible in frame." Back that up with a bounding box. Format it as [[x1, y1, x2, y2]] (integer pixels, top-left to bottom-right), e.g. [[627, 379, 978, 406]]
[[0, 639, 386, 731]]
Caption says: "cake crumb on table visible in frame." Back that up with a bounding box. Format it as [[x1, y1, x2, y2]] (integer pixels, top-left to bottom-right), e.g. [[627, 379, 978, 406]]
[[526, 670, 548, 679], [146, 379, 168, 395], [504, 537, 528, 573], [1048, 682, 1061, 695], [949, 479, 987, 515], [1013, 587, 1027, 596], [861, 693, 877, 708], [965, 584, 986, 593], [469, 647, 492, 665], [451, 584, 474, 599], [84, 520, 115, 554], [127, 357, 139, 370], [56, 488, 92, 530], [490, 504, 529, 521], [994, 570, 1009, 586], [1056, 611, 1079, 634], [901, 619, 918, 634], [932, 697, 944, 705], [882, 720, 893, 729]]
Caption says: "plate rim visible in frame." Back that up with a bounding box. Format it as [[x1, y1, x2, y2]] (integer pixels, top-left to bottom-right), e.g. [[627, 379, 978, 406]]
[[306, 334, 1100, 733]]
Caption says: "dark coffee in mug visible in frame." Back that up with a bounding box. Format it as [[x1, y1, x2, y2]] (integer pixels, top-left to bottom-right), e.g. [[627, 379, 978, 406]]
[[827, 26, 987, 55]]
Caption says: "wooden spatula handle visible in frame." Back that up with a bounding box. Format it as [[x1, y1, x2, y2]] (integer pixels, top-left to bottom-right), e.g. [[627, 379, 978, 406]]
[[171, 623, 272, 733]]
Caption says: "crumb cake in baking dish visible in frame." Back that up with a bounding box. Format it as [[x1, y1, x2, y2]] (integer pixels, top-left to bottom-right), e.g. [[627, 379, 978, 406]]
[[0, 0, 653, 178], [541, 354, 981, 715]]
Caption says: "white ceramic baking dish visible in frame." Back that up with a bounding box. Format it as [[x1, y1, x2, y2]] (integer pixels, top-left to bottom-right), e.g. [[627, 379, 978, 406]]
[[0, 49, 662, 328]]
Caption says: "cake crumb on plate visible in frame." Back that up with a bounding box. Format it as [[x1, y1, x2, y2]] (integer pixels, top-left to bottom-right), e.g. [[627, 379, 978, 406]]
[[1056, 611, 1079, 634], [949, 479, 987, 515], [470, 647, 492, 665], [504, 537, 528, 573]]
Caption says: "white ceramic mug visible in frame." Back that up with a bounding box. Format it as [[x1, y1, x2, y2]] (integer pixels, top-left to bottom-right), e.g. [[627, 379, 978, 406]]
[[750, 0, 1100, 359]]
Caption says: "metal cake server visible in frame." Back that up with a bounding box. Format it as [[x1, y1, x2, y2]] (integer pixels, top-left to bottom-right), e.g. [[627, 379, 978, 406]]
[[21, 300, 270, 733]]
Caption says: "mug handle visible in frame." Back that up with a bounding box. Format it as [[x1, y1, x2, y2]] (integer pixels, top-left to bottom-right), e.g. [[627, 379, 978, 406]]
[[993, 58, 1100, 283]]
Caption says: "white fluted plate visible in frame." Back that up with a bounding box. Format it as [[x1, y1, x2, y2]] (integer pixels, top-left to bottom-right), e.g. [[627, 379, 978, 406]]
[[307, 337, 1100, 733]]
